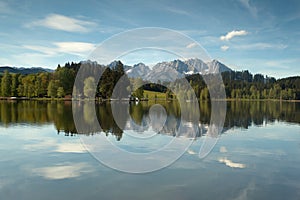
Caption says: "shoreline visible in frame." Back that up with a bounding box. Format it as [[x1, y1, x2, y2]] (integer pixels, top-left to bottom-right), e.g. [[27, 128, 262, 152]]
[[0, 97, 299, 103]]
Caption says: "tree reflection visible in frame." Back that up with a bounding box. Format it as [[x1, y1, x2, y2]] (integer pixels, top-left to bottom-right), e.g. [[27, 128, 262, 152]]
[[0, 100, 299, 140]]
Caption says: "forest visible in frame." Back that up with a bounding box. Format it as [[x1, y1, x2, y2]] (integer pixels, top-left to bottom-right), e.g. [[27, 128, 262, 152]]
[[185, 71, 300, 100], [0, 61, 129, 99], [0, 61, 299, 100]]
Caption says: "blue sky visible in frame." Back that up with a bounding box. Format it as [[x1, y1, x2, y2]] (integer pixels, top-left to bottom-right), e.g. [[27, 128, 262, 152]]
[[0, 0, 299, 78]]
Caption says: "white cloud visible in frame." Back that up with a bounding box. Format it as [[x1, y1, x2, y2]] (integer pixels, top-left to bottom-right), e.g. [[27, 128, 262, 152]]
[[26, 14, 96, 33], [22, 45, 56, 56], [239, 0, 258, 17], [234, 42, 287, 50], [24, 42, 96, 57], [221, 45, 229, 51], [218, 157, 246, 168], [32, 162, 93, 180], [186, 42, 197, 49], [220, 30, 248, 41], [55, 42, 96, 54]]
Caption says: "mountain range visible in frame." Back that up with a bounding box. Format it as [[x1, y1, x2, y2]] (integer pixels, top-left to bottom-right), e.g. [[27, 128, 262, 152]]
[[124, 58, 232, 82], [0, 58, 232, 82]]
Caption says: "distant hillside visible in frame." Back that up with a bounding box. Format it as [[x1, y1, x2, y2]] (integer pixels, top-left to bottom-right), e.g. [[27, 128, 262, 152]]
[[0, 66, 53, 75]]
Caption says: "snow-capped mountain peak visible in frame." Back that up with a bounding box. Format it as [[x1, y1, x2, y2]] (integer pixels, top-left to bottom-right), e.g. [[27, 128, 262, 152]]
[[126, 62, 151, 78], [121, 58, 232, 82]]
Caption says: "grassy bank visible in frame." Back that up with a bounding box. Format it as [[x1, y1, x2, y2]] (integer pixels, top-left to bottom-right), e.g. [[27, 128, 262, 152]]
[[1, 90, 300, 102], [143, 90, 166, 100]]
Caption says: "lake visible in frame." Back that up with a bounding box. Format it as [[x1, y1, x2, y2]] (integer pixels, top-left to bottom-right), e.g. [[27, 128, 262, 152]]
[[0, 100, 300, 200]]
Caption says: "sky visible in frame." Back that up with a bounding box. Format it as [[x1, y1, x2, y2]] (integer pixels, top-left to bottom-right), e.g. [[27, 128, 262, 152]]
[[0, 0, 299, 78]]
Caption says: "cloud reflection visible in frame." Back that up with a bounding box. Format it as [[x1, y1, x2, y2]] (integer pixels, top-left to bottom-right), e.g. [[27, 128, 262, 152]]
[[218, 157, 246, 169], [187, 149, 197, 155], [32, 162, 93, 180], [55, 143, 86, 153]]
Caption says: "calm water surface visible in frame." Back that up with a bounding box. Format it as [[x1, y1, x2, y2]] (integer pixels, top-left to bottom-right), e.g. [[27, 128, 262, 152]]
[[0, 100, 299, 200]]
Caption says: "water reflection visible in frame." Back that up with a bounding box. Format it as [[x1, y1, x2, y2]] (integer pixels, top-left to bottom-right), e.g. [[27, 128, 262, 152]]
[[0, 100, 299, 140], [0, 100, 299, 200]]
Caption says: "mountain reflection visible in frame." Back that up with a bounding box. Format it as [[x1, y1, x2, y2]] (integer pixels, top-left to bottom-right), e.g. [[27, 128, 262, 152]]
[[0, 100, 299, 140]]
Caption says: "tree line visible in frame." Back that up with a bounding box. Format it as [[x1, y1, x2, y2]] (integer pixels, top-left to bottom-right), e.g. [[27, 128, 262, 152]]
[[0, 61, 130, 99], [0, 61, 299, 100], [185, 70, 300, 100]]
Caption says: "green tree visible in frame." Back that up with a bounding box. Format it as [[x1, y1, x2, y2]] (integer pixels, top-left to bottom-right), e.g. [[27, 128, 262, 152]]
[[47, 80, 58, 98], [1, 70, 11, 97], [273, 84, 281, 99], [262, 89, 268, 99], [132, 78, 144, 99], [17, 75, 24, 97], [133, 87, 144, 99], [287, 89, 294, 100], [22, 75, 36, 97], [231, 89, 235, 99], [55, 67, 75, 95], [40, 73, 51, 96], [269, 88, 275, 99], [84, 77, 96, 98], [250, 85, 257, 99], [99, 68, 114, 99], [11, 74, 19, 97], [35, 75, 43, 97], [57, 87, 65, 98], [235, 89, 242, 99]]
